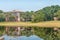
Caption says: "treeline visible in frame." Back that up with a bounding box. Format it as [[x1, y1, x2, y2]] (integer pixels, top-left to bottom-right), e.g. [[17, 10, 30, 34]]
[[19, 5, 60, 22], [0, 5, 60, 22]]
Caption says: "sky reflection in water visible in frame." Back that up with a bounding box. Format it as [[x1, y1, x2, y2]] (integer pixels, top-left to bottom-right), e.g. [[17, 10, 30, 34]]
[[4, 35, 43, 40]]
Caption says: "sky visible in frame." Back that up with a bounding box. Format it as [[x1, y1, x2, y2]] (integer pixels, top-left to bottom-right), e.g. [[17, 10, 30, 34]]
[[0, 0, 60, 12]]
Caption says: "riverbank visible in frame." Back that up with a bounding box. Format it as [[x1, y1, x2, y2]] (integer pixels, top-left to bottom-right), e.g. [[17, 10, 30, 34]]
[[0, 21, 60, 27]]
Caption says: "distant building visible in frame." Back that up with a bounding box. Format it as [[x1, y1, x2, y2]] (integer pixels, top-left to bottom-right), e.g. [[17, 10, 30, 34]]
[[54, 17, 58, 21], [5, 10, 23, 35]]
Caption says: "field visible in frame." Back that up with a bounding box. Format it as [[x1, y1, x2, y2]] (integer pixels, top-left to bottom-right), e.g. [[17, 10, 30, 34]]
[[0, 21, 60, 28]]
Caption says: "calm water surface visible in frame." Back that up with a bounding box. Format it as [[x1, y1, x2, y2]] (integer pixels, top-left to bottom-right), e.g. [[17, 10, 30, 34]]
[[3, 35, 43, 40]]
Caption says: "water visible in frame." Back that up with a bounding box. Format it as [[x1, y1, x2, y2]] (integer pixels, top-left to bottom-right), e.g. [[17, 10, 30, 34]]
[[3, 35, 43, 40]]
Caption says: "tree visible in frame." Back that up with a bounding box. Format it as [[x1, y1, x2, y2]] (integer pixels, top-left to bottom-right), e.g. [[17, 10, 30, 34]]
[[42, 5, 60, 21], [21, 11, 32, 22], [0, 13, 5, 22], [32, 10, 45, 22], [54, 10, 60, 19], [0, 10, 3, 13]]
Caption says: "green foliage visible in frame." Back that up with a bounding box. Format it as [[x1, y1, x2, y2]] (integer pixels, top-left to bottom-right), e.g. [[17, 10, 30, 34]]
[[0, 10, 3, 13], [32, 10, 45, 22], [31, 5, 60, 22], [42, 5, 60, 21], [0, 5, 60, 40], [21, 11, 32, 21], [0, 13, 5, 22], [9, 16, 15, 21], [54, 10, 60, 19]]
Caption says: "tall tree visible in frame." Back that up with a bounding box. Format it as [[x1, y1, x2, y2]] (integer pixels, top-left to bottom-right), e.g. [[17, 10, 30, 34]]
[[54, 10, 60, 19], [32, 10, 45, 22], [42, 5, 60, 21]]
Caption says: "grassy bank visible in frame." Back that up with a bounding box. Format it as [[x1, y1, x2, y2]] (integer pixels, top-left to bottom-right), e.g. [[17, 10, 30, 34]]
[[0, 21, 60, 27]]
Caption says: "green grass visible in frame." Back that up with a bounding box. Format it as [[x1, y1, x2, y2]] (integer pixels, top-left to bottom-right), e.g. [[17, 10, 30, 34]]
[[0, 21, 60, 27]]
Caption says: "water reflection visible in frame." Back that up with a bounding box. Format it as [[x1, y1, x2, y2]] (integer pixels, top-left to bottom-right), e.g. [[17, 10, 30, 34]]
[[4, 35, 43, 40]]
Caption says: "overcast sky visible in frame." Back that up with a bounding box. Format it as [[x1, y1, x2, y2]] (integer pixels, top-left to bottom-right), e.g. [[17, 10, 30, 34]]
[[0, 0, 60, 12]]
